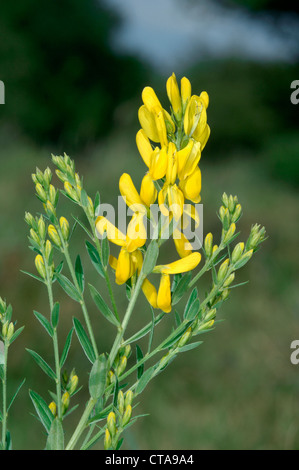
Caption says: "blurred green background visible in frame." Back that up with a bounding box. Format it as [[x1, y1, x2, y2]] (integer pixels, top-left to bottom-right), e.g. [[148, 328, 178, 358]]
[[0, 0, 299, 450]]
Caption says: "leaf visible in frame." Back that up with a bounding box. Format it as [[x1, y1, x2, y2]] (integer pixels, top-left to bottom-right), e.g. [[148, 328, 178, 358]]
[[124, 312, 166, 346], [51, 302, 60, 329], [88, 284, 119, 327], [20, 270, 44, 283], [89, 354, 108, 400], [171, 271, 192, 305], [33, 311, 54, 337], [59, 328, 74, 368], [183, 288, 198, 319], [179, 341, 203, 353], [135, 366, 156, 395], [46, 418, 64, 450], [73, 317, 96, 363], [72, 216, 93, 239], [136, 344, 144, 380], [161, 322, 192, 350], [184, 298, 200, 321], [56, 273, 82, 302], [85, 241, 105, 278], [142, 241, 159, 276], [7, 378, 26, 412], [26, 349, 57, 381], [101, 235, 110, 268], [29, 390, 54, 432], [75, 255, 85, 293]]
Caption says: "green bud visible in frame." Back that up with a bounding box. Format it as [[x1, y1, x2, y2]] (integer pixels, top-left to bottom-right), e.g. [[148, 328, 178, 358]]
[[124, 390, 134, 408], [231, 242, 245, 263], [104, 429, 112, 450], [48, 185, 57, 207], [35, 183, 47, 203], [231, 203, 242, 223], [234, 249, 253, 269], [59, 217, 70, 241], [178, 327, 192, 347], [43, 167, 52, 188], [116, 356, 127, 377], [25, 212, 35, 228], [68, 375, 79, 395], [223, 223, 236, 243], [30, 228, 41, 246], [2, 321, 14, 341], [35, 254, 46, 279], [44, 240, 53, 262], [223, 272, 235, 287], [217, 259, 230, 283], [45, 200, 56, 218], [204, 308, 216, 321], [222, 192, 229, 207], [61, 391, 70, 414], [37, 217, 46, 240], [221, 207, 230, 231], [107, 412, 117, 436], [117, 390, 125, 416], [204, 232, 213, 257], [121, 405, 132, 427], [228, 195, 235, 213], [48, 225, 61, 247]]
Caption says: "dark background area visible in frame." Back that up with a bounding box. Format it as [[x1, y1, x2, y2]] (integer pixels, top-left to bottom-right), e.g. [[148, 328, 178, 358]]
[[0, 0, 299, 450]]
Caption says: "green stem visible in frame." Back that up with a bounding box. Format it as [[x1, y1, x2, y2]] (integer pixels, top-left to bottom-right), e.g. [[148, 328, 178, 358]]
[[65, 397, 96, 450], [1, 341, 8, 449]]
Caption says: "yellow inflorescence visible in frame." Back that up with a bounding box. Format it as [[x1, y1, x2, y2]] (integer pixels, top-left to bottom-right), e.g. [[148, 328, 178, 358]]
[[96, 74, 209, 313]]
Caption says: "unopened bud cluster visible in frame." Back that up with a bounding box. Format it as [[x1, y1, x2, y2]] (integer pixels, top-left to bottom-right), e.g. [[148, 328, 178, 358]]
[[0, 297, 14, 342], [104, 389, 133, 450]]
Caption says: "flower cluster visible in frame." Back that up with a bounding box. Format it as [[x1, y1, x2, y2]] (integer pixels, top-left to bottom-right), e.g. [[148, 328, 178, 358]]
[[96, 74, 210, 313]]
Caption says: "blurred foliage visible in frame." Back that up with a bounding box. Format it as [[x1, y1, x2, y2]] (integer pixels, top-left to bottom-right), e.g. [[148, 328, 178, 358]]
[[0, 0, 148, 151], [225, 0, 299, 14]]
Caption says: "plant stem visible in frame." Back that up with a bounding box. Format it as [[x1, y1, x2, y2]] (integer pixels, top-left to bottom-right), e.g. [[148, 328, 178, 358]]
[[1, 341, 8, 449], [65, 397, 96, 450]]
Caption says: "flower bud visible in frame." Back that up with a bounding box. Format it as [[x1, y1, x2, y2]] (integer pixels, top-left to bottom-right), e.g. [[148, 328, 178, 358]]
[[124, 390, 134, 408], [204, 308, 216, 321], [104, 428, 112, 450], [166, 73, 182, 118], [228, 195, 235, 213], [37, 217, 46, 240], [44, 240, 53, 262], [48, 225, 61, 247], [234, 249, 253, 269], [48, 185, 57, 207], [217, 259, 230, 283], [219, 207, 230, 231], [68, 374, 78, 395], [196, 319, 215, 333], [107, 411, 117, 437], [178, 327, 192, 347], [231, 203, 242, 223], [35, 254, 46, 279], [25, 212, 35, 228], [43, 167, 52, 188], [117, 390, 125, 416], [121, 405, 132, 427], [45, 200, 56, 218], [223, 223, 236, 244], [35, 183, 47, 203], [204, 232, 213, 257], [223, 272, 235, 287], [64, 181, 79, 202], [116, 355, 127, 377], [62, 391, 70, 414], [49, 401, 57, 416], [59, 217, 70, 241], [30, 228, 41, 246], [231, 242, 245, 264]]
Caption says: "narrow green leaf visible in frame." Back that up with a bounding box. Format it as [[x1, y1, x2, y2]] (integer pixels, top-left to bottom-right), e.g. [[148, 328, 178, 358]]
[[46, 417, 64, 450], [172, 271, 192, 305], [184, 298, 200, 321], [101, 235, 110, 268], [33, 311, 54, 337], [20, 270, 44, 283], [56, 273, 82, 302], [51, 302, 60, 329], [89, 354, 108, 400], [7, 378, 26, 412], [183, 288, 198, 319], [88, 284, 119, 327], [123, 312, 166, 346], [136, 345, 144, 380], [29, 390, 54, 432], [75, 255, 85, 293], [85, 241, 105, 278], [135, 366, 156, 395], [73, 318, 96, 363], [72, 215, 93, 239], [59, 328, 74, 368], [179, 341, 203, 353], [26, 349, 56, 380], [162, 322, 192, 350]]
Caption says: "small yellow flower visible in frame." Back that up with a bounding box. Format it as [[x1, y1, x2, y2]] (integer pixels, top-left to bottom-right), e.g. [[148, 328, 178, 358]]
[[166, 73, 182, 118]]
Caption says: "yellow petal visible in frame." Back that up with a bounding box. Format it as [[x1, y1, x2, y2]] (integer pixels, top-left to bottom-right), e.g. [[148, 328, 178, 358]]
[[179, 167, 202, 203], [154, 252, 201, 274], [184, 95, 207, 139], [142, 86, 162, 112], [166, 73, 182, 116], [126, 213, 147, 252], [157, 274, 172, 313], [154, 108, 168, 147], [136, 129, 153, 167], [115, 248, 133, 285], [173, 228, 193, 258], [109, 255, 118, 271], [119, 173, 145, 212], [158, 184, 170, 217], [142, 278, 158, 308], [197, 124, 210, 151], [165, 142, 177, 185], [167, 184, 184, 221], [96, 217, 126, 246], [149, 146, 168, 181], [178, 141, 201, 180], [140, 173, 157, 207], [181, 77, 192, 106], [199, 91, 209, 108], [177, 140, 194, 176], [138, 105, 159, 142]]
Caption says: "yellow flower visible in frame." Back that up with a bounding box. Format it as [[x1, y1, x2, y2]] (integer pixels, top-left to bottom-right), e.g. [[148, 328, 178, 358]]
[[157, 273, 172, 313], [119, 172, 157, 210], [153, 252, 201, 274], [166, 73, 182, 118], [179, 166, 202, 203], [184, 94, 210, 148]]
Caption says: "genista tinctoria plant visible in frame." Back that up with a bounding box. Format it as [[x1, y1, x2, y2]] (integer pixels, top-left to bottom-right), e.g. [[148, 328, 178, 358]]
[[0, 74, 266, 450]]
